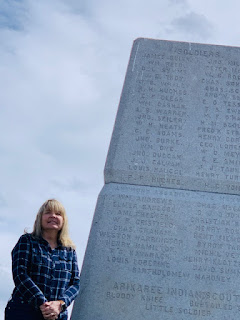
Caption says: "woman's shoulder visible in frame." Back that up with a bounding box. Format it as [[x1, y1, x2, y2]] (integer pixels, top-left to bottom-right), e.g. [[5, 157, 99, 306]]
[[16, 232, 30, 241], [60, 246, 78, 258], [61, 245, 75, 253], [19, 232, 32, 240], [12, 233, 33, 254], [17, 233, 37, 244]]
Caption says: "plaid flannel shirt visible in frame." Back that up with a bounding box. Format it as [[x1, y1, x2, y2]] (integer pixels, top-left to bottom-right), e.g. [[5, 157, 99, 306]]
[[11, 233, 80, 318]]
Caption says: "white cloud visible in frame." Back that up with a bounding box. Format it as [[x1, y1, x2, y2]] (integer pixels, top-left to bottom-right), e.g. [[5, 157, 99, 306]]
[[1, 0, 240, 319], [0, 232, 18, 318], [171, 12, 213, 40]]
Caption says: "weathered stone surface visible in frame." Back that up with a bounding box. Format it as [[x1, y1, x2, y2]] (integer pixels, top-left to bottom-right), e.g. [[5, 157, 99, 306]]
[[71, 39, 240, 320], [71, 183, 240, 320], [105, 38, 240, 195]]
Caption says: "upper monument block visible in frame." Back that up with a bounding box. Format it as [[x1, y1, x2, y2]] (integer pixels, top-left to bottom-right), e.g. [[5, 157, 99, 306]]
[[105, 38, 240, 195]]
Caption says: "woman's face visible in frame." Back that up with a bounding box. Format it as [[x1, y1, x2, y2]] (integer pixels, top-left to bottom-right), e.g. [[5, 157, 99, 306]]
[[41, 209, 64, 232]]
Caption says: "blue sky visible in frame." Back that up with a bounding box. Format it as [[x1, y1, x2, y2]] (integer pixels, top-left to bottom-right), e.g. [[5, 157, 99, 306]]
[[1, 0, 240, 318]]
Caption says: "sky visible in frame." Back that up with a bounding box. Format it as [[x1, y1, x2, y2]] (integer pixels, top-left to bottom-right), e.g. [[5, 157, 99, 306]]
[[1, 0, 240, 318]]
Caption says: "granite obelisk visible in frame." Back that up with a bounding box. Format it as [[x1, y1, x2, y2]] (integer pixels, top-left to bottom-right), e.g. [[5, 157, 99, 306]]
[[71, 38, 240, 320]]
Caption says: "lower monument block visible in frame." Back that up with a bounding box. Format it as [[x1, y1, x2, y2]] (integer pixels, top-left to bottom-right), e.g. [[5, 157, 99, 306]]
[[71, 183, 240, 320]]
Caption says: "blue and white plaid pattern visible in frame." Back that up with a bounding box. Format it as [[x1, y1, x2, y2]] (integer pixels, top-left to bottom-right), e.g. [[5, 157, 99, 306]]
[[11, 233, 80, 314]]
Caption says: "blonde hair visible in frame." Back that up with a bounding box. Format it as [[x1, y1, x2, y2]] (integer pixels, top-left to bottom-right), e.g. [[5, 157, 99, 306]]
[[32, 199, 76, 249]]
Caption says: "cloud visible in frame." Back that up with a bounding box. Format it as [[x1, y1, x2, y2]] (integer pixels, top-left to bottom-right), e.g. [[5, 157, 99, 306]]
[[169, 0, 187, 4], [0, 194, 6, 207], [170, 11, 213, 40], [0, 232, 20, 318], [0, 0, 200, 314], [1, 0, 239, 319], [0, 0, 28, 31]]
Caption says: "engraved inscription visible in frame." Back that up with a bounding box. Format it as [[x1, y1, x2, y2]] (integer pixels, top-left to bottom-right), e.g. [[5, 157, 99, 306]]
[[105, 39, 240, 194], [90, 184, 240, 319]]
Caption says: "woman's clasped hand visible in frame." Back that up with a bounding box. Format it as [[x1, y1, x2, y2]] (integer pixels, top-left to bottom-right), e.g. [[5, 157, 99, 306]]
[[40, 301, 62, 320]]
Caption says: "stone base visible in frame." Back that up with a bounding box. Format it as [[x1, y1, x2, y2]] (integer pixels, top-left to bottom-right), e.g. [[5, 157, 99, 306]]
[[71, 183, 240, 320]]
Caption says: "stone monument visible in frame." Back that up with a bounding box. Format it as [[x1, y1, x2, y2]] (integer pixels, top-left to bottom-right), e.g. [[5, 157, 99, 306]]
[[71, 38, 240, 320]]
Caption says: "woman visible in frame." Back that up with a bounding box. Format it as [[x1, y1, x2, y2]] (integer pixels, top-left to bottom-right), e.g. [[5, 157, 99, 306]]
[[5, 199, 80, 320]]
